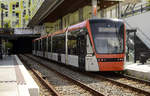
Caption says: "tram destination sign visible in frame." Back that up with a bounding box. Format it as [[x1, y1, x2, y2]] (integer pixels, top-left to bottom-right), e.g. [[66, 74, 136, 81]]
[[98, 27, 117, 33]]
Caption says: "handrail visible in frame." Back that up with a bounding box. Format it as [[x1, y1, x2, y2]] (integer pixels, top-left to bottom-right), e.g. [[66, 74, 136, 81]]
[[136, 27, 150, 43], [124, 19, 150, 45], [122, 3, 150, 18]]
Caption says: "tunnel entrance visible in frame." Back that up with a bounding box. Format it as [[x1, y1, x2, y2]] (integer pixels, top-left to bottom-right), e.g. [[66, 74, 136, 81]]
[[11, 37, 35, 54], [1, 34, 40, 54]]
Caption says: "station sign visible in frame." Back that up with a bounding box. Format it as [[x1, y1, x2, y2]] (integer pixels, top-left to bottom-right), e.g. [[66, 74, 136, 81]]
[[14, 28, 34, 34]]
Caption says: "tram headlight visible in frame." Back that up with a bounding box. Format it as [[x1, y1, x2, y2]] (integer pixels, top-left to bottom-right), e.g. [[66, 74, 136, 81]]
[[120, 58, 124, 61], [97, 58, 104, 62], [97, 58, 101, 62]]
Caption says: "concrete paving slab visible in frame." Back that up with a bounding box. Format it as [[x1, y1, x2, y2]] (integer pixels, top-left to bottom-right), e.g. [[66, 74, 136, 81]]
[[17, 85, 30, 96], [0, 67, 16, 82], [0, 56, 14, 66], [125, 62, 150, 80], [0, 83, 19, 96], [15, 55, 39, 96], [0, 55, 38, 96]]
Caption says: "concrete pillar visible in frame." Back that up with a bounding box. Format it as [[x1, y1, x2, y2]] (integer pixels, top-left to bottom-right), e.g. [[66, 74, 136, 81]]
[[100, 9, 105, 18], [92, 0, 97, 18], [118, 2, 121, 18], [99, 0, 104, 18], [79, 8, 83, 21], [60, 17, 63, 30]]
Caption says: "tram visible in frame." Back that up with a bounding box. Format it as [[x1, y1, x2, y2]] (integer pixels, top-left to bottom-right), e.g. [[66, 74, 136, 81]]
[[32, 19, 126, 71]]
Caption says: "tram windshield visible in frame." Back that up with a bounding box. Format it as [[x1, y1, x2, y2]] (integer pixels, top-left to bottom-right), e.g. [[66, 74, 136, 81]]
[[90, 19, 124, 54]]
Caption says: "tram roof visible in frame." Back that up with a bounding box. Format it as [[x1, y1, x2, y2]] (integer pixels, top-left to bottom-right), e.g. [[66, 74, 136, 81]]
[[33, 18, 123, 41]]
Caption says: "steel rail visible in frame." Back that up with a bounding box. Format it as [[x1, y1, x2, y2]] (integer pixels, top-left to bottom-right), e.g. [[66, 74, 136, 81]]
[[123, 74, 150, 85], [27, 54, 150, 95], [19, 55, 61, 96], [86, 73, 150, 96], [24, 54, 105, 96]]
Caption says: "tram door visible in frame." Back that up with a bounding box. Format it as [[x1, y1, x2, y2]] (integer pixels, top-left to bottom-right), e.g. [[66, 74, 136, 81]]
[[78, 33, 87, 70]]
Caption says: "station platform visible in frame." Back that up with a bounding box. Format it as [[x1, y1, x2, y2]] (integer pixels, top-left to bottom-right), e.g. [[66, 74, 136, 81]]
[[0, 55, 39, 96], [125, 62, 150, 81]]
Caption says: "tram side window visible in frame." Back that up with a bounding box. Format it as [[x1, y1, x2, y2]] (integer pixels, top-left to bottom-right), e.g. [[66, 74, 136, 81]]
[[40, 40, 42, 51], [68, 36, 77, 55], [37, 41, 39, 51], [52, 35, 65, 54], [42, 38, 46, 51], [58, 36, 65, 54], [77, 33, 87, 56], [37, 40, 40, 51], [32, 42, 34, 50], [48, 37, 51, 52], [33, 42, 34, 50], [35, 41, 38, 51], [52, 37, 57, 53], [37, 40, 39, 51], [34, 42, 35, 50]]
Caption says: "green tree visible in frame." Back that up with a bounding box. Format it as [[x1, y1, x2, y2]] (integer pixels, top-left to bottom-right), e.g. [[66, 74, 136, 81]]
[[4, 22, 11, 28], [5, 42, 13, 49]]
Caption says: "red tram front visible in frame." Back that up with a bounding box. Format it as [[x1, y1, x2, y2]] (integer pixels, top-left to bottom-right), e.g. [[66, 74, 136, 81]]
[[87, 19, 126, 71]]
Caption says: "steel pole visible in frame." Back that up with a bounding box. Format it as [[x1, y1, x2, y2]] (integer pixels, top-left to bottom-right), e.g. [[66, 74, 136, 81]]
[[134, 31, 136, 63], [92, 0, 97, 18], [1, 9, 3, 28]]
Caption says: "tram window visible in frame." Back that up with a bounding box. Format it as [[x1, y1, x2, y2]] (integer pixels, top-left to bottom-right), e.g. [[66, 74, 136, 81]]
[[52, 35, 65, 54], [42, 39, 44, 51], [35, 41, 38, 51], [68, 28, 87, 55], [40, 40, 42, 51], [35, 41, 37, 51], [52, 37, 56, 53], [39, 40, 40, 51], [68, 36, 77, 55], [32, 42, 34, 50], [48, 37, 51, 52], [77, 34, 87, 56], [43, 38, 46, 51], [36, 41, 38, 51], [38, 40, 40, 51], [35, 41, 38, 50], [57, 38, 65, 54], [33, 42, 35, 50]]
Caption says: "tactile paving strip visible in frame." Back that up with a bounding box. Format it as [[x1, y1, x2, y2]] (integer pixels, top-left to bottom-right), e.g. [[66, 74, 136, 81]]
[[14, 57, 26, 85]]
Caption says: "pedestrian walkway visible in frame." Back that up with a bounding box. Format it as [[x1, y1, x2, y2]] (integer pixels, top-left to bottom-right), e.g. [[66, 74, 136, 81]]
[[0, 55, 39, 96], [125, 62, 150, 81]]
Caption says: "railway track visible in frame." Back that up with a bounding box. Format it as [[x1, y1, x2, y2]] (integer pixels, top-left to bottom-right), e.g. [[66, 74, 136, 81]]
[[87, 73, 150, 96], [19, 54, 104, 96], [97, 71, 150, 91], [24, 54, 150, 96], [19, 55, 61, 96]]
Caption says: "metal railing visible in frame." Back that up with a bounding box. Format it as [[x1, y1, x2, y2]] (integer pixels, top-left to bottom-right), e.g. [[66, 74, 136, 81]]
[[121, 3, 150, 18], [124, 20, 150, 47]]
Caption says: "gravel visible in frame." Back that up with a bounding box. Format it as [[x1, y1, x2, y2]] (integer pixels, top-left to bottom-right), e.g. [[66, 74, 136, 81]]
[[115, 77, 150, 92], [27, 54, 147, 96], [28, 70, 53, 96], [21, 55, 93, 96]]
